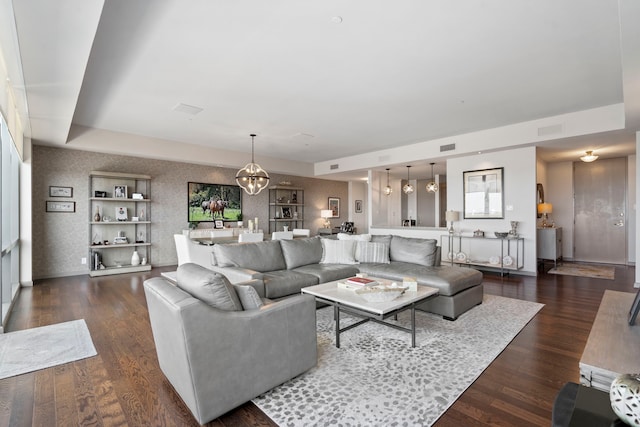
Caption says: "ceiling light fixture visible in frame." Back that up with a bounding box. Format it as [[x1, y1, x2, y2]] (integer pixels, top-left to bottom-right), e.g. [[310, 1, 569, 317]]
[[236, 134, 270, 195], [403, 166, 414, 194], [580, 150, 599, 162], [426, 162, 438, 193], [384, 168, 392, 196]]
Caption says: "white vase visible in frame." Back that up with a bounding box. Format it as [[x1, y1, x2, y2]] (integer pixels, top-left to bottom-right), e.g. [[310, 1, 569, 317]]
[[131, 250, 140, 266]]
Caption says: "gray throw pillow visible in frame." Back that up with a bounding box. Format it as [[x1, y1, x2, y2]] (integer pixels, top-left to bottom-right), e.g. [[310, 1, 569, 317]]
[[280, 237, 323, 269], [234, 284, 264, 310], [176, 263, 243, 311], [389, 236, 438, 266]]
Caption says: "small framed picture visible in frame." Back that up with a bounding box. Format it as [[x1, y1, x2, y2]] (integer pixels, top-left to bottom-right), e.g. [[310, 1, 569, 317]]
[[49, 186, 73, 198], [281, 207, 292, 218], [115, 206, 128, 221], [328, 197, 340, 218], [355, 200, 363, 213], [114, 185, 127, 199], [46, 201, 75, 213], [214, 220, 224, 229], [94, 190, 107, 198]]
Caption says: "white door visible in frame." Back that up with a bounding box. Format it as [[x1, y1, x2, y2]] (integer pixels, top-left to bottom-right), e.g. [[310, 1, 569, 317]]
[[573, 157, 627, 264]]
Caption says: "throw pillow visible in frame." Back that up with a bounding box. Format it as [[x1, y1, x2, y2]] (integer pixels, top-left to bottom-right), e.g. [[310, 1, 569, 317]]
[[320, 239, 358, 264], [355, 241, 390, 264], [279, 237, 323, 269], [176, 263, 243, 311], [337, 233, 371, 242], [234, 284, 264, 310], [389, 235, 438, 266]]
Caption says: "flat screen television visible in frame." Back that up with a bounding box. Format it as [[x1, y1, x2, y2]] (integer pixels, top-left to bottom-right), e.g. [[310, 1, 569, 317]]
[[188, 182, 242, 223]]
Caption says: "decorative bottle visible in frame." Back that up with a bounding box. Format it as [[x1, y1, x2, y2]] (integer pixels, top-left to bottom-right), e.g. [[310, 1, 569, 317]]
[[131, 250, 140, 266], [94, 206, 101, 222]]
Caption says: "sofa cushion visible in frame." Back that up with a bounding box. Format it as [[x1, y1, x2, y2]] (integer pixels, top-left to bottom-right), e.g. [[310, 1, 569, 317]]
[[320, 239, 358, 264], [280, 237, 323, 269], [370, 234, 393, 246], [293, 264, 360, 283], [234, 284, 264, 310], [389, 236, 438, 267], [355, 241, 390, 264], [262, 270, 319, 299], [213, 240, 286, 272], [176, 263, 243, 311]]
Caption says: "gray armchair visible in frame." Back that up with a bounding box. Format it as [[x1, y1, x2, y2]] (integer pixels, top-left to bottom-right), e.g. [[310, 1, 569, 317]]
[[144, 264, 317, 424]]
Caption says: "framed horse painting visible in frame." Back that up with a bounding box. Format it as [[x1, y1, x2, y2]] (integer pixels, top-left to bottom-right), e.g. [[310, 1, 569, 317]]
[[188, 182, 242, 224]]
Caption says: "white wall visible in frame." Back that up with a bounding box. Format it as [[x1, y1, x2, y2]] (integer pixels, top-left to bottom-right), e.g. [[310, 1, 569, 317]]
[[447, 146, 538, 274]]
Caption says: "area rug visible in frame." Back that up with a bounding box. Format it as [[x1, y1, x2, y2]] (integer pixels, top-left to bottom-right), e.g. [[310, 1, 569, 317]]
[[253, 295, 543, 426], [548, 263, 615, 280], [0, 319, 97, 380]]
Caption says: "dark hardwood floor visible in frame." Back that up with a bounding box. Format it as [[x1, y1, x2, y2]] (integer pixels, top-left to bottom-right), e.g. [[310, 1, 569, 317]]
[[0, 264, 636, 426]]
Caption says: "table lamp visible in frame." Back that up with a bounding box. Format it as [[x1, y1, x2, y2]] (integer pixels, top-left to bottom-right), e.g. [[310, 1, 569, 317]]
[[445, 210, 459, 234], [321, 210, 333, 228], [538, 203, 553, 227]]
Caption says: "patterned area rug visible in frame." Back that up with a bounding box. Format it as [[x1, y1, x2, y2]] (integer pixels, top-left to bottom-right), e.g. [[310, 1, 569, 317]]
[[0, 319, 97, 379], [253, 295, 543, 426], [548, 263, 615, 280]]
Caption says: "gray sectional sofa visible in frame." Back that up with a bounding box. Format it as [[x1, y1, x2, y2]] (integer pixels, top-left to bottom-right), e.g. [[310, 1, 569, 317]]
[[209, 234, 483, 320]]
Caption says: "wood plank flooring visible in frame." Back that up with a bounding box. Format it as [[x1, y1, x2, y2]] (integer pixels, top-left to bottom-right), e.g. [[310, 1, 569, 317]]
[[0, 264, 636, 426]]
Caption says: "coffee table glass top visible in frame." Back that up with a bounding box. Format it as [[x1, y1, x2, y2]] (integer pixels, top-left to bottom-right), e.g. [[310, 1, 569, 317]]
[[302, 278, 438, 315]]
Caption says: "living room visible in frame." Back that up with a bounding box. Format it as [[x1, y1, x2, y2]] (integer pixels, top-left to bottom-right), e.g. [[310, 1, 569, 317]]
[[2, 1, 640, 426]]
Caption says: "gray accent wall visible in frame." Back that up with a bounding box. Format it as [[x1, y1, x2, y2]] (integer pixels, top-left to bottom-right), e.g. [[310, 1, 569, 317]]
[[32, 146, 348, 279]]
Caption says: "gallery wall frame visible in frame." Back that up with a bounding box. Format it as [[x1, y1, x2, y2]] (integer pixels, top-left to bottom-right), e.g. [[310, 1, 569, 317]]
[[463, 167, 504, 219], [355, 200, 362, 213], [49, 186, 73, 198], [328, 197, 340, 218], [46, 201, 75, 213]]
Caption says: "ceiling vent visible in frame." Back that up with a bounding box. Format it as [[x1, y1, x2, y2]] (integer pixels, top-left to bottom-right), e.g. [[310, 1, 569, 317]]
[[172, 103, 203, 115], [440, 143, 456, 152], [537, 124, 563, 137], [330, 164, 339, 170]]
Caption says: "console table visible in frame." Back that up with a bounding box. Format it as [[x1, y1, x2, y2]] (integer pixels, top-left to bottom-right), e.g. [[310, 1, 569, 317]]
[[580, 290, 640, 392], [440, 234, 524, 275]]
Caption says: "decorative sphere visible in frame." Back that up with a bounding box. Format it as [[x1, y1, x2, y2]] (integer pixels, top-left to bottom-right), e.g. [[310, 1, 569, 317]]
[[610, 373, 640, 425]]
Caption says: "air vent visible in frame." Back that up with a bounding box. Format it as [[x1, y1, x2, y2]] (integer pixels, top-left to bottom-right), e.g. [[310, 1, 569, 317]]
[[172, 103, 203, 115], [440, 143, 456, 152], [537, 124, 563, 137], [330, 164, 339, 170]]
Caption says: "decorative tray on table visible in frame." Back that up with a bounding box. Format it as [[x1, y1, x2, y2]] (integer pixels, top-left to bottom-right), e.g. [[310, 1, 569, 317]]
[[355, 283, 408, 302]]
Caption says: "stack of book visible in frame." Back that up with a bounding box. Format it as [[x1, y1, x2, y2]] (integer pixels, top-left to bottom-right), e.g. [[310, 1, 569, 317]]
[[337, 276, 378, 291]]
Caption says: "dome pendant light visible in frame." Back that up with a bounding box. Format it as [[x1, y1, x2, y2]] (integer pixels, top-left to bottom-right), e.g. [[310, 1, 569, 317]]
[[426, 162, 439, 193], [580, 150, 599, 163], [236, 134, 270, 195], [384, 168, 393, 196], [402, 166, 414, 194]]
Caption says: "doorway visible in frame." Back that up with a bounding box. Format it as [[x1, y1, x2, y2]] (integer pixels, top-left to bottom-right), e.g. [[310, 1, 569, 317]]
[[573, 157, 627, 264]]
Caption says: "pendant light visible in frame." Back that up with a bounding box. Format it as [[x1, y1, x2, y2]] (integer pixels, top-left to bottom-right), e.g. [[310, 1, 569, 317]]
[[402, 166, 414, 194], [384, 168, 393, 196], [236, 134, 270, 195], [426, 162, 438, 193]]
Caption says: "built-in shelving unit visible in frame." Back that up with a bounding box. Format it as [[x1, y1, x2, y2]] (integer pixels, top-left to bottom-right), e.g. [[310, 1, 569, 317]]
[[89, 171, 152, 277], [268, 186, 304, 234]]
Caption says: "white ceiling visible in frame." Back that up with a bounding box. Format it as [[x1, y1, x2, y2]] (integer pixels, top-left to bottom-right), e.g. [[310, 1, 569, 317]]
[[7, 0, 639, 179]]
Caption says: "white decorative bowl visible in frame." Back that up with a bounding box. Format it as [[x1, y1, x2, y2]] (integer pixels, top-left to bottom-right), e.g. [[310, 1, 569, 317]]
[[610, 373, 640, 425], [356, 286, 406, 303]]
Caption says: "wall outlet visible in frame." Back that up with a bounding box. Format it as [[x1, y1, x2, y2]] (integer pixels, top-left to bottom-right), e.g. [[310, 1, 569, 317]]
[[81, 257, 87, 265]]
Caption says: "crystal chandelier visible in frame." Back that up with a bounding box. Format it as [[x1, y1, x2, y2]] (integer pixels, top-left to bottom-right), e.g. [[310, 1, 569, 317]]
[[402, 166, 414, 194], [426, 162, 438, 193], [236, 134, 270, 195], [384, 168, 392, 195]]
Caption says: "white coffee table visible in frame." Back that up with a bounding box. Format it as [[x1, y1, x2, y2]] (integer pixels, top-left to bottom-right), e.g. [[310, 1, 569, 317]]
[[302, 279, 438, 348]]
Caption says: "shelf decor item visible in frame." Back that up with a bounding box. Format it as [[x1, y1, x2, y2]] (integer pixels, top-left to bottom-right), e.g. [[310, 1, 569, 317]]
[[131, 250, 140, 266]]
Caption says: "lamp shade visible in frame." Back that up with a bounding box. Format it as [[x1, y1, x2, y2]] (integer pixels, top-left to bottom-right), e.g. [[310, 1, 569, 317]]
[[321, 210, 333, 219], [445, 210, 459, 222], [537, 203, 553, 214]]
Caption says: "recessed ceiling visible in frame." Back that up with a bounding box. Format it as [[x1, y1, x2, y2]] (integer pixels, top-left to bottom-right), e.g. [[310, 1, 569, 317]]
[[7, 0, 638, 171]]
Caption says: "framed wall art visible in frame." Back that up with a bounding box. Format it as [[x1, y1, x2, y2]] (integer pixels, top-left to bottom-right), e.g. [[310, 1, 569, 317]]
[[463, 167, 504, 219], [355, 200, 362, 213], [49, 186, 73, 198], [114, 185, 127, 199], [46, 201, 75, 213], [328, 197, 340, 218]]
